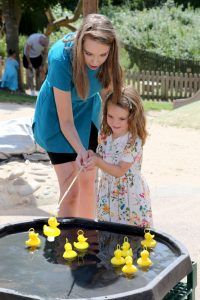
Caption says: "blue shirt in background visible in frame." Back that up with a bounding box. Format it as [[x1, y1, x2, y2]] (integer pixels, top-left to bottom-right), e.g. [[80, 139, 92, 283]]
[[1, 58, 19, 91]]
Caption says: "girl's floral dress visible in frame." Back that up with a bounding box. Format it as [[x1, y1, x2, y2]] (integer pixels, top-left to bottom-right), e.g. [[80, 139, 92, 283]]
[[96, 132, 153, 227]]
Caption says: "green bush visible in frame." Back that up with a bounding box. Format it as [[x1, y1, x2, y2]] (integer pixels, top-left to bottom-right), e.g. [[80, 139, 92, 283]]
[[0, 37, 7, 58], [0, 35, 27, 58], [101, 0, 200, 61]]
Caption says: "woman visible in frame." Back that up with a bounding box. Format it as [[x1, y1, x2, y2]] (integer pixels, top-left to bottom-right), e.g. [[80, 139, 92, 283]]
[[33, 14, 123, 218]]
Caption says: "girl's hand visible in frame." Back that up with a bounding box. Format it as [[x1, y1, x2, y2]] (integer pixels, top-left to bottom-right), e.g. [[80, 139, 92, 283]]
[[81, 150, 96, 171], [76, 149, 88, 168], [85, 155, 98, 170]]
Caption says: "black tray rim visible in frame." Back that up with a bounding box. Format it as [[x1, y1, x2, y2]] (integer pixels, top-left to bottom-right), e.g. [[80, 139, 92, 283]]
[[0, 217, 192, 300]]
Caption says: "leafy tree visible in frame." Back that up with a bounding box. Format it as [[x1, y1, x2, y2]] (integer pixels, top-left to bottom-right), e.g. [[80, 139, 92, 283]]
[[101, 0, 200, 71], [18, 0, 79, 35], [100, 0, 167, 10], [0, 0, 83, 89], [1, 0, 22, 57], [174, 0, 200, 8], [1, 0, 82, 57], [100, 0, 200, 9], [19, 9, 48, 35]]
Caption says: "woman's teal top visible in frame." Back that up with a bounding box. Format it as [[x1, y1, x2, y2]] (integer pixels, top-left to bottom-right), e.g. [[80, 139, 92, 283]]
[[33, 33, 102, 153]]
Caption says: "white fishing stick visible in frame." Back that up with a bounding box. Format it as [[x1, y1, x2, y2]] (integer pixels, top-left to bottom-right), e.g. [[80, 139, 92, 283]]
[[56, 166, 84, 213]]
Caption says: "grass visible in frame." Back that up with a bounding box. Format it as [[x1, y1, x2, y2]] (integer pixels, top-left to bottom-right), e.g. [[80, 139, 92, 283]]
[[143, 100, 173, 111], [0, 90, 173, 111], [0, 89, 36, 104], [154, 100, 200, 130]]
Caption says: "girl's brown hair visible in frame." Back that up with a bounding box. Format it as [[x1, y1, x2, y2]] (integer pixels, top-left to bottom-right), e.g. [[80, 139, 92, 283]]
[[73, 14, 123, 101], [101, 86, 148, 145]]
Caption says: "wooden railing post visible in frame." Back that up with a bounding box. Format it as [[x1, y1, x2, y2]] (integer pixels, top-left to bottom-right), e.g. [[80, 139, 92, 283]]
[[161, 71, 166, 100]]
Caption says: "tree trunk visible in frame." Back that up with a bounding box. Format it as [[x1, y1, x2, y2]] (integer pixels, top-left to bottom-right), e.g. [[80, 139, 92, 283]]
[[2, 0, 23, 90], [82, 0, 99, 17]]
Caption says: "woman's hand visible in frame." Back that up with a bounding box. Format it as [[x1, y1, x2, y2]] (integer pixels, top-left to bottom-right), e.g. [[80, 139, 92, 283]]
[[87, 150, 96, 158], [76, 149, 89, 168]]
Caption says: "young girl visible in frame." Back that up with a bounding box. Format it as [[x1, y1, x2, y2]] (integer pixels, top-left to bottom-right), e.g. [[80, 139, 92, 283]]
[[1, 49, 19, 92], [86, 86, 153, 227]]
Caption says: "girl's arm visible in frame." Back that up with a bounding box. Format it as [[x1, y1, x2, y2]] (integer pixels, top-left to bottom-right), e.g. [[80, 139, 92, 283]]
[[53, 87, 88, 165], [86, 154, 132, 178]]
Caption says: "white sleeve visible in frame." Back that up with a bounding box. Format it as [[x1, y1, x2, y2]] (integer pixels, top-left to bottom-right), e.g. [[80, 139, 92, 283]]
[[122, 138, 142, 163]]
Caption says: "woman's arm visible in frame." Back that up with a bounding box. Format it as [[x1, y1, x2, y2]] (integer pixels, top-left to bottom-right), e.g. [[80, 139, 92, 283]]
[[86, 154, 132, 178], [53, 87, 87, 164]]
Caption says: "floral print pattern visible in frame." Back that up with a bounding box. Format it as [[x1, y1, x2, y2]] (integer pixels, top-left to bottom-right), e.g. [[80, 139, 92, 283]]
[[96, 132, 153, 227]]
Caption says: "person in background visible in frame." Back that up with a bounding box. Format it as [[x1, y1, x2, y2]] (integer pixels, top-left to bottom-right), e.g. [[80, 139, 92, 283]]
[[33, 14, 123, 219], [85, 86, 153, 227], [1, 49, 19, 92], [23, 33, 49, 96]]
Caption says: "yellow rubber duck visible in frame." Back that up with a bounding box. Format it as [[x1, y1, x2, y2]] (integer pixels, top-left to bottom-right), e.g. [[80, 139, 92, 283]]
[[141, 229, 156, 249], [137, 248, 152, 268], [63, 239, 77, 260], [122, 256, 137, 275], [111, 244, 125, 266], [73, 230, 89, 251], [121, 236, 133, 257], [25, 228, 41, 248], [43, 216, 61, 242]]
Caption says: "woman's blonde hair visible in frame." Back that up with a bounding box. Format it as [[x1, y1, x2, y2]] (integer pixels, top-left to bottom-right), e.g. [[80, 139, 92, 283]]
[[101, 86, 148, 145], [73, 14, 123, 101]]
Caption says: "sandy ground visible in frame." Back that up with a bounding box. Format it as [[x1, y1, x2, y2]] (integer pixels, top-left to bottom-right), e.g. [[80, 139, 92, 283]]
[[0, 103, 199, 297]]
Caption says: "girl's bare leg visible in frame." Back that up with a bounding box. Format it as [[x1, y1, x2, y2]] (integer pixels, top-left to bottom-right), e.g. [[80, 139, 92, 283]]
[[53, 161, 79, 218], [78, 168, 97, 219]]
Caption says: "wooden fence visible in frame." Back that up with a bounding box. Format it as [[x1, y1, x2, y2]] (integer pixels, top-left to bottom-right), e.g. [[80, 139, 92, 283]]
[[126, 70, 200, 101], [1, 57, 200, 101]]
